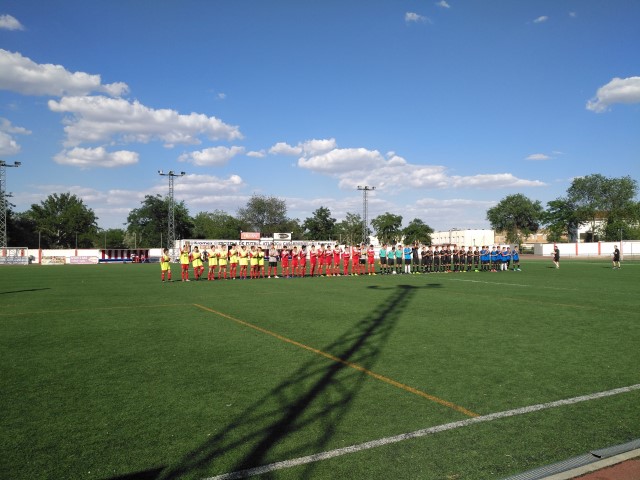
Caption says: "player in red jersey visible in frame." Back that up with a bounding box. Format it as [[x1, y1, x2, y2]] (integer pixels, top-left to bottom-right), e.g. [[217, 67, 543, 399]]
[[367, 244, 376, 275], [332, 245, 341, 276], [323, 245, 332, 276], [298, 245, 307, 277], [341, 246, 351, 276], [280, 245, 290, 277], [309, 244, 318, 277], [291, 246, 299, 277], [351, 245, 360, 275]]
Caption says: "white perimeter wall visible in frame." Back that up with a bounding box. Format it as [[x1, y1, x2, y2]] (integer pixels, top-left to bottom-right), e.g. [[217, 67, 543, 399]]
[[534, 241, 640, 257]]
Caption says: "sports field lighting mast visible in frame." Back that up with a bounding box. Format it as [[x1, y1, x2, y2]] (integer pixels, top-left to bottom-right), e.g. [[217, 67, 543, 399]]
[[158, 170, 186, 259], [0, 160, 21, 249], [357, 185, 375, 244]]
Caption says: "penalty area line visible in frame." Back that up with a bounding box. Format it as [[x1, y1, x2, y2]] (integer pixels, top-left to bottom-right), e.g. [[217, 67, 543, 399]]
[[205, 383, 640, 480]]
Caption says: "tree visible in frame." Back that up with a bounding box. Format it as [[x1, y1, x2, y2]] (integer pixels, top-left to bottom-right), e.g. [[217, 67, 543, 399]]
[[6, 208, 38, 247], [27, 193, 98, 248], [192, 210, 245, 239], [566, 174, 639, 241], [486, 194, 543, 245], [402, 218, 434, 245], [94, 228, 127, 249], [126, 194, 193, 248], [371, 212, 403, 245], [543, 198, 581, 243], [303, 207, 336, 240], [335, 212, 363, 245], [237, 195, 290, 235]]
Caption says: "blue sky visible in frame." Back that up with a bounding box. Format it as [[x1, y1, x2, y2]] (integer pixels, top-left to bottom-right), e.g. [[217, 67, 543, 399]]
[[1, 1, 639, 232]]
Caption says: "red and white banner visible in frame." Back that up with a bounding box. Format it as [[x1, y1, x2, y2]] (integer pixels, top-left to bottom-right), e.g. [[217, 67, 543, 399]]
[[240, 232, 261, 240]]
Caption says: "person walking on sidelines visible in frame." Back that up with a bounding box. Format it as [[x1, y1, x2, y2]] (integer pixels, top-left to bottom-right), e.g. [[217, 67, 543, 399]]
[[612, 245, 621, 269], [552, 245, 560, 269], [160, 248, 172, 282]]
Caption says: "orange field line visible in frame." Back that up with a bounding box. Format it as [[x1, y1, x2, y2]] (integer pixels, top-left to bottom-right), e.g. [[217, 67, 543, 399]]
[[193, 303, 479, 418], [0, 303, 189, 317]]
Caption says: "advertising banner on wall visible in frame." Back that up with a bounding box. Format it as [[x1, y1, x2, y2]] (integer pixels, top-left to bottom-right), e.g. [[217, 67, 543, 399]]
[[41, 256, 66, 265], [273, 233, 292, 241], [240, 232, 261, 240]]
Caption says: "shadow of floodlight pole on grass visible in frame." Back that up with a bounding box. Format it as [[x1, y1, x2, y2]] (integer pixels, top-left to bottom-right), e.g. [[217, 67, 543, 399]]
[[109, 284, 441, 480]]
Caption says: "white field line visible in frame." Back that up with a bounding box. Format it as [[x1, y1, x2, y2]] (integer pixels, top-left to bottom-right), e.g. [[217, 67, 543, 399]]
[[205, 383, 640, 480], [448, 278, 580, 291]]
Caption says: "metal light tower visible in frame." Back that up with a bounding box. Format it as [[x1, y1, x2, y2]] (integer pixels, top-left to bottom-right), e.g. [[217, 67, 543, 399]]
[[1, 160, 21, 248], [357, 185, 375, 244], [158, 170, 185, 259]]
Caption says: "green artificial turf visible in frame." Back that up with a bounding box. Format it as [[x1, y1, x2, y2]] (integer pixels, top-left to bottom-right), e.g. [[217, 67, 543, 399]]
[[1, 259, 639, 479]]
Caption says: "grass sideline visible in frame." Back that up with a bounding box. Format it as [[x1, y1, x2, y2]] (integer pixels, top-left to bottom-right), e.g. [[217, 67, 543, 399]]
[[1, 258, 639, 479]]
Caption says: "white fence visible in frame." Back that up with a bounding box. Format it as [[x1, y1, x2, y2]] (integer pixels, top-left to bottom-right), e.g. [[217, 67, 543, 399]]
[[533, 241, 640, 258]]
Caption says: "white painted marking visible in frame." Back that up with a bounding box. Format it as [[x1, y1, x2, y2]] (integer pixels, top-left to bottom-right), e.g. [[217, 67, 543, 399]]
[[205, 383, 640, 480]]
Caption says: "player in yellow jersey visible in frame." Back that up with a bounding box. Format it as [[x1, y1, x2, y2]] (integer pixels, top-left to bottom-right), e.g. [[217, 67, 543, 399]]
[[249, 245, 259, 279], [191, 246, 204, 280], [160, 248, 172, 282], [257, 246, 266, 278], [206, 244, 217, 280], [239, 245, 249, 279], [217, 244, 228, 279], [228, 244, 238, 279], [179, 245, 190, 281]]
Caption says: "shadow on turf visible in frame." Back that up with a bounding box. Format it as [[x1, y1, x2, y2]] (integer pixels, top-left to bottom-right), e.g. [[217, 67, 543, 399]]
[[0, 287, 51, 295], [104, 284, 437, 480]]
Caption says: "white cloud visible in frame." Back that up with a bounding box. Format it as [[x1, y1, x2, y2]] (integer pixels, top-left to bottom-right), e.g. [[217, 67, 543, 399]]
[[178, 146, 245, 166], [48, 95, 243, 147], [533, 16, 549, 23], [53, 147, 139, 168], [0, 49, 128, 97], [0, 117, 31, 155], [586, 76, 640, 113], [526, 153, 551, 161], [405, 12, 429, 23], [269, 141, 303, 156], [0, 131, 21, 155], [294, 139, 546, 191], [270, 138, 336, 157], [435, 1, 451, 9], [0, 14, 24, 31], [569, 12, 577, 18], [246, 150, 266, 158]]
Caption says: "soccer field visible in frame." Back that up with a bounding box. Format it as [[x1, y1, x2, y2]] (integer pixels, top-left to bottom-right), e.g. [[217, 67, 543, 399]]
[[1, 259, 639, 479]]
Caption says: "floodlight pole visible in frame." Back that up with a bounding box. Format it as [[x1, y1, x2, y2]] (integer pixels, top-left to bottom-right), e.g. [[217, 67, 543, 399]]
[[357, 185, 375, 244], [158, 170, 186, 259], [0, 160, 21, 249]]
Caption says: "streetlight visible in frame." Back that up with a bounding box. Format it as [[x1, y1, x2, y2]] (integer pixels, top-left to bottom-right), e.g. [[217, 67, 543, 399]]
[[357, 185, 375, 244], [158, 170, 186, 259], [0, 160, 21, 249]]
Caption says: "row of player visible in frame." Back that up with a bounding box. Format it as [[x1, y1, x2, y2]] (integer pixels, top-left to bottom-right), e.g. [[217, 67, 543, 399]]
[[159, 243, 522, 282]]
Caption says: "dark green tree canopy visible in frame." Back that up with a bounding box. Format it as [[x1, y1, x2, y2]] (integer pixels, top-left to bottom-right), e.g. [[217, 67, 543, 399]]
[[402, 218, 434, 245], [303, 207, 336, 240], [371, 212, 403, 245], [237, 195, 290, 235], [28, 193, 98, 248], [486, 194, 543, 245], [126, 194, 193, 248], [335, 212, 363, 245], [192, 210, 245, 239]]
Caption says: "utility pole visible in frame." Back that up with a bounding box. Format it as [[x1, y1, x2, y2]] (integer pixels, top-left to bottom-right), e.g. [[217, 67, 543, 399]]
[[357, 185, 375, 244], [0, 160, 21, 248], [158, 170, 186, 260]]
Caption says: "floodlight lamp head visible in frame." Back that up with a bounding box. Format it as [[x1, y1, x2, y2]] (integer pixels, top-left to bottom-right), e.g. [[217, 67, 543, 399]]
[[14, 161, 21, 167], [180, 171, 186, 176], [158, 169, 163, 175]]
